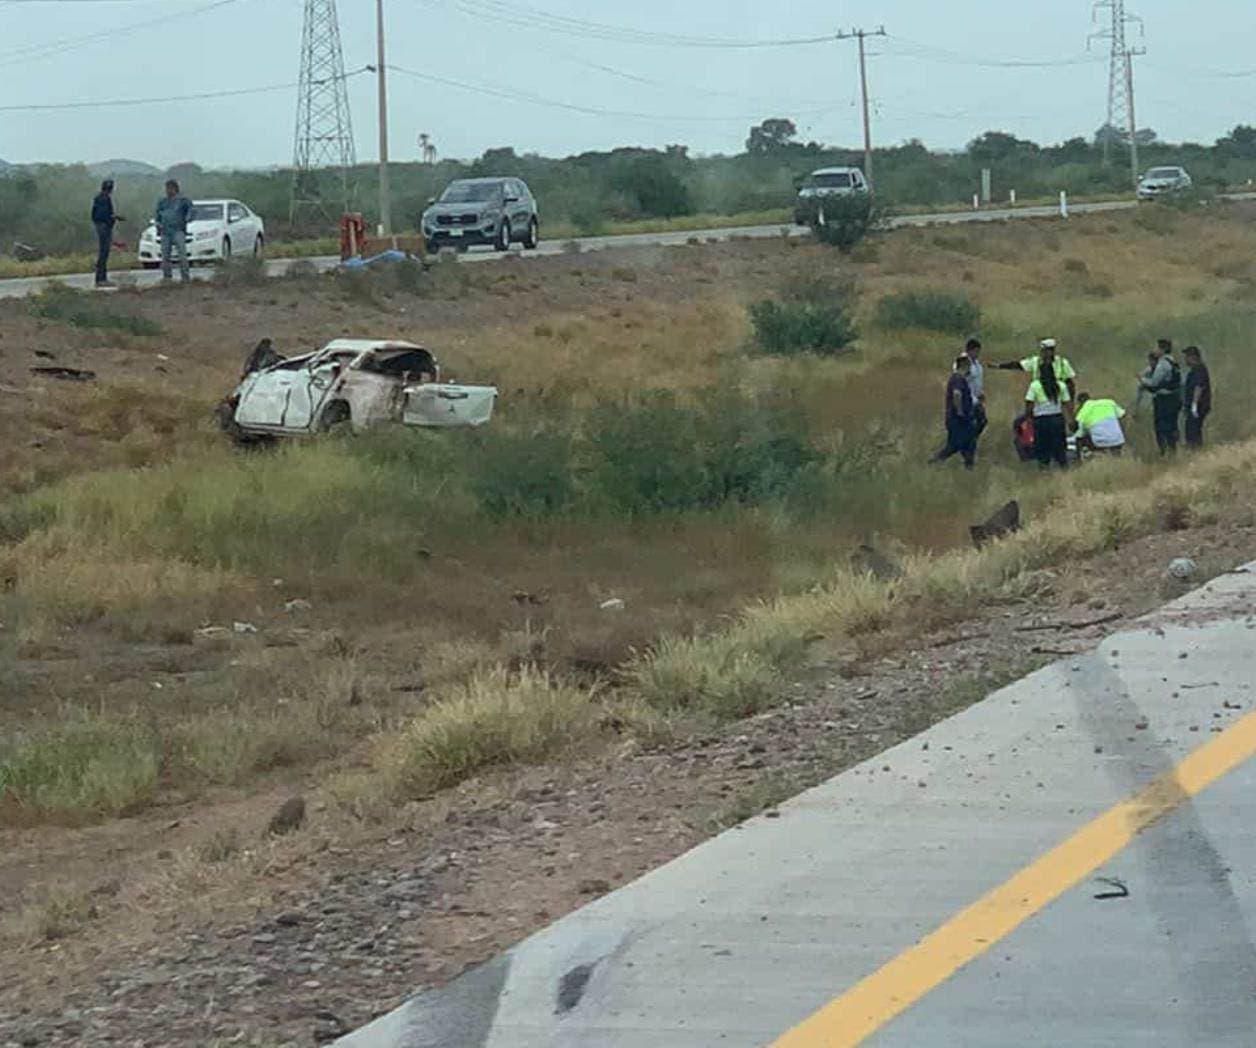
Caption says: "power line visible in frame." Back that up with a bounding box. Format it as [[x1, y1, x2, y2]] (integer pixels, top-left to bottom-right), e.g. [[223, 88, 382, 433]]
[[0, 70, 366, 112], [387, 63, 838, 123], [0, 0, 244, 67], [884, 36, 1105, 68], [431, 0, 839, 48]]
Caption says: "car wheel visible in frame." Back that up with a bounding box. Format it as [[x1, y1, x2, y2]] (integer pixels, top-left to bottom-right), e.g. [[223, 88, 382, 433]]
[[494, 220, 511, 252], [222, 237, 232, 260], [253, 234, 264, 257], [523, 217, 539, 249], [317, 400, 351, 434]]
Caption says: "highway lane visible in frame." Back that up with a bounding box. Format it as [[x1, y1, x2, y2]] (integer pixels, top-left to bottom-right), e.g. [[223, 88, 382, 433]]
[[2, 194, 1250, 301]]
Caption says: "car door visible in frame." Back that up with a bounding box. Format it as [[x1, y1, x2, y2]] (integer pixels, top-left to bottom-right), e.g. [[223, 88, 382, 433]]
[[281, 358, 339, 430], [504, 180, 526, 238], [236, 364, 299, 428], [226, 201, 248, 252]]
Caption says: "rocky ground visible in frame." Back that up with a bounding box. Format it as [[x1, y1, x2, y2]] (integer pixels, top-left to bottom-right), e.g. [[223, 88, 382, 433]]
[[2, 509, 1252, 1047]]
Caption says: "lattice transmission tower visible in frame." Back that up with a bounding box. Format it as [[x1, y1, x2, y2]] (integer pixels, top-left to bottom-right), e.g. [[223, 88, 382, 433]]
[[290, 0, 356, 223], [1090, 0, 1144, 175]]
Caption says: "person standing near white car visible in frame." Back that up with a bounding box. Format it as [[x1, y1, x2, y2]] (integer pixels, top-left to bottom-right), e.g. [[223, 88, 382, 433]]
[[155, 179, 192, 283]]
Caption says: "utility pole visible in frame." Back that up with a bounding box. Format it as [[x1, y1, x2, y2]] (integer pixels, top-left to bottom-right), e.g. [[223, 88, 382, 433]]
[[1125, 46, 1145, 190], [836, 27, 886, 191], [375, 0, 392, 237]]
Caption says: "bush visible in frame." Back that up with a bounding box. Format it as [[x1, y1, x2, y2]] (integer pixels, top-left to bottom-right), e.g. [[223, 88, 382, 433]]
[[467, 428, 576, 518], [212, 254, 267, 288], [584, 392, 819, 514], [801, 192, 886, 252], [874, 290, 982, 335], [749, 299, 858, 355], [29, 285, 160, 336]]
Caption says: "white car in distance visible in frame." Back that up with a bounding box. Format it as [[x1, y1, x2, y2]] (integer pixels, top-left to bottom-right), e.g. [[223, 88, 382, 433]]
[[138, 199, 265, 268]]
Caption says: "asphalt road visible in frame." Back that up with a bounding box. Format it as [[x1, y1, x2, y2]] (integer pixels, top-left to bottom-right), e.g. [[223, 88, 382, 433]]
[[0, 195, 1207, 302], [338, 564, 1256, 1047]]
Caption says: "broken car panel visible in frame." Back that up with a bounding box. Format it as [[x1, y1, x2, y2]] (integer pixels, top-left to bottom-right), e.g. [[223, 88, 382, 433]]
[[219, 338, 498, 439]]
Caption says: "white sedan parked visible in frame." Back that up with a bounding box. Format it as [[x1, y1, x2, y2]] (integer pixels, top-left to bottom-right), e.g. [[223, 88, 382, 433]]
[[138, 199, 265, 268]]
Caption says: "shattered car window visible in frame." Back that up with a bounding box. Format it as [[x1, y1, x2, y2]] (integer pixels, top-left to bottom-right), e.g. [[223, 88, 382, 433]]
[[362, 349, 438, 378]]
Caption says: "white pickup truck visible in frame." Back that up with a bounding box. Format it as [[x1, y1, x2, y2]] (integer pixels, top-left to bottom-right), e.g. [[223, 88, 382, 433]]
[[217, 338, 498, 441]]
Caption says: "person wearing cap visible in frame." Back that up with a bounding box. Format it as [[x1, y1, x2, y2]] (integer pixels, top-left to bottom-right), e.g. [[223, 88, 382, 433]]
[[1073, 393, 1127, 455], [90, 178, 125, 288], [994, 338, 1077, 402]]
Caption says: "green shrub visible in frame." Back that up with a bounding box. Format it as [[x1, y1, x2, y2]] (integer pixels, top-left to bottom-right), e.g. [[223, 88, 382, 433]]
[[874, 290, 982, 335], [0, 717, 160, 819], [467, 428, 576, 518], [30, 285, 160, 336], [584, 391, 819, 514], [749, 299, 858, 355]]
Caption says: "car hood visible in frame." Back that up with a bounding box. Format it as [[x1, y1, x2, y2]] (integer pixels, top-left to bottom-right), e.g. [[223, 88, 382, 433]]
[[424, 201, 499, 217]]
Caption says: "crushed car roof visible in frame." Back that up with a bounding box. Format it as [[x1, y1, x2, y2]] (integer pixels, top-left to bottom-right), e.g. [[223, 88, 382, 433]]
[[322, 338, 426, 353]]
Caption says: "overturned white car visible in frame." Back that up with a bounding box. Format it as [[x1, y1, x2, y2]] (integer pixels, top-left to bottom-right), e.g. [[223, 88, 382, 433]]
[[217, 338, 497, 441]]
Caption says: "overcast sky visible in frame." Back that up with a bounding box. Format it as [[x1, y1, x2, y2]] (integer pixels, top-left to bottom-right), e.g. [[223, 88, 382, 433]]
[[0, 0, 1252, 168]]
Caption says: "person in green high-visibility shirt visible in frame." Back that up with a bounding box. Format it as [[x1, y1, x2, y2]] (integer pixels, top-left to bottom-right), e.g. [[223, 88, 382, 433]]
[[994, 338, 1078, 402], [1073, 392, 1127, 455]]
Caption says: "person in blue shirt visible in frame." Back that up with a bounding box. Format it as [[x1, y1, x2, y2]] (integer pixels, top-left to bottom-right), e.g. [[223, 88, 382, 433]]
[[90, 179, 125, 287], [155, 179, 193, 283]]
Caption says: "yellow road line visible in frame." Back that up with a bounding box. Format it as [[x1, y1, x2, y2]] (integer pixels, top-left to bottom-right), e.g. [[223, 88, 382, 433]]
[[772, 708, 1256, 1048]]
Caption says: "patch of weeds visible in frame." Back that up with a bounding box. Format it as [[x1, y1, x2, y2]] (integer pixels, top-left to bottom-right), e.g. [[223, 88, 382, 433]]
[[386, 667, 599, 797], [874, 289, 981, 335], [196, 826, 242, 864], [213, 255, 268, 288], [30, 285, 160, 336], [29, 887, 97, 941], [0, 716, 160, 822]]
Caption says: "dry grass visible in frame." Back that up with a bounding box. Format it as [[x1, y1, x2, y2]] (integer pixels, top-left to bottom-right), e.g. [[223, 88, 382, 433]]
[[4, 205, 1256, 823]]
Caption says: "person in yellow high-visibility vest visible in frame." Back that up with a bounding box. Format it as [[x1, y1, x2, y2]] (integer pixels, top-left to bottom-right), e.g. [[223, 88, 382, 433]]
[[1073, 393, 1127, 455], [994, 338, 1078, 402]]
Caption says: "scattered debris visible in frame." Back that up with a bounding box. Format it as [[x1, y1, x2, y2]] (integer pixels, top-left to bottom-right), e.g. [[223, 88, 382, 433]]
[[970, 500, 1021, 549], [232, 621, 259, 635], [1167, 557, 1197, 580], [1093, 876, 1130, 900], [599, 598, 626, 612], [513, 591, 546, 607], [267, 796, 306, 836], [283, 599, 312, 614], [30, 365, 96, 382], [193, 625, 230, 639]]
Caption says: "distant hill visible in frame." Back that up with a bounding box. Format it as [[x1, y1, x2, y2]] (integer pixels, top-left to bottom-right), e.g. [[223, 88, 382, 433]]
[[0, 158, 14, 173], [89, 158, 162, 177]]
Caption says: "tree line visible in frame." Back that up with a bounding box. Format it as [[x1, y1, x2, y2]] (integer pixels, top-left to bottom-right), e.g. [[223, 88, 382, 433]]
[[3, 121, 1255, 256]]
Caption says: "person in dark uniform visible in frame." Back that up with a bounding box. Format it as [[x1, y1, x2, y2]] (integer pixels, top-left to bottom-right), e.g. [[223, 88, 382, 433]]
[[1182, 345, 1212, 448], [90, 179, 125, 287]]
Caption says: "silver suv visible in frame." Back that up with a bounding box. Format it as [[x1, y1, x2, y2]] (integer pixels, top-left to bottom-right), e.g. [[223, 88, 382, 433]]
[[421, 177, 539, 253], [794, 166, 869, 224]]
